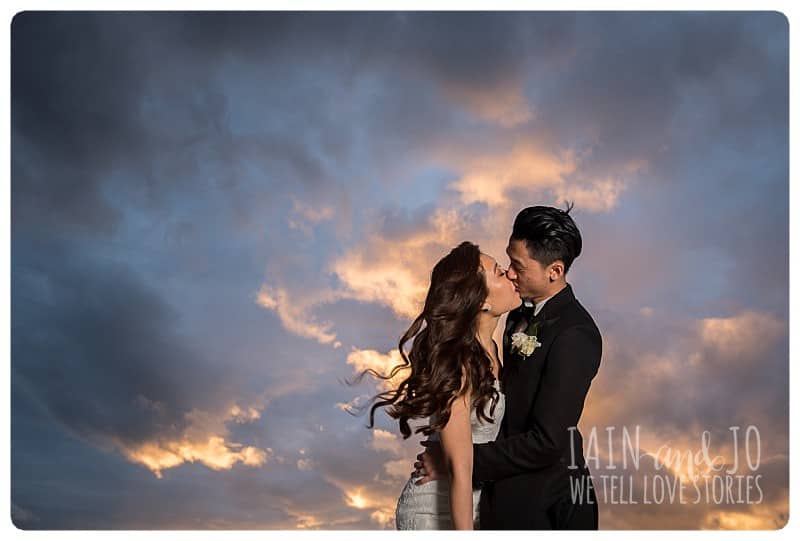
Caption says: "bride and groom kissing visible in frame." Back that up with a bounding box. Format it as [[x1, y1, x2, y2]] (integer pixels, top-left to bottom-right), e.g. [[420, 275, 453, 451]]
[[358, 204, 602, 529]]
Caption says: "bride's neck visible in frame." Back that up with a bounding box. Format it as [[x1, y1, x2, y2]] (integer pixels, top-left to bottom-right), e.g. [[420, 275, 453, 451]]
[[476, 313, 499, 355]]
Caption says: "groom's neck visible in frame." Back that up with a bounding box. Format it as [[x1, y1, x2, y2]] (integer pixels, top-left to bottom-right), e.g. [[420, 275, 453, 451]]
[[530, 281, 567, 305]]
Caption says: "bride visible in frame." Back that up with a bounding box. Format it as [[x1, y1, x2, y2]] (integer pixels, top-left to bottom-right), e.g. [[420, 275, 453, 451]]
[[356, 241, 521, 529]]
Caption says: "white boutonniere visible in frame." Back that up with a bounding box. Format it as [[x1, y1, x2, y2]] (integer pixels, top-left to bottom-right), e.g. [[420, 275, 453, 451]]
[[510, 320, 542, 358]]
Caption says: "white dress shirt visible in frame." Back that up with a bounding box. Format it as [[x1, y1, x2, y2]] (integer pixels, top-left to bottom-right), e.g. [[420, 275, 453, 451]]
[[523, 293, 554, 316]]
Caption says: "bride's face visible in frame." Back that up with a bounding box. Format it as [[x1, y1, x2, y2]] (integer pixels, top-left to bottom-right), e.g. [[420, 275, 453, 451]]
[[480, 253, 522, 315]]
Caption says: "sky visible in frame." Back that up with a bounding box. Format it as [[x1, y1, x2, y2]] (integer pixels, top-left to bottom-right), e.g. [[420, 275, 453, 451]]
[[10, 11, 788, 530]]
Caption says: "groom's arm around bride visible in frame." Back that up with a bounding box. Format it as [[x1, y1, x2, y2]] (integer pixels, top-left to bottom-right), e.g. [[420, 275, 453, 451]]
[[472, 320, 601, 480]]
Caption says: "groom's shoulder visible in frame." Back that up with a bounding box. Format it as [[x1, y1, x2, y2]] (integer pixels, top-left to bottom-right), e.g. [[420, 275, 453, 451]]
[[551, 300, 602, 371], [560, 296, 601, 340]]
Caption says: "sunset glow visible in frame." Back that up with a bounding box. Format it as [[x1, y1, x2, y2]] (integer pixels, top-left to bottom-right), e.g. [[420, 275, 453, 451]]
[[10, 11, 787, 530]]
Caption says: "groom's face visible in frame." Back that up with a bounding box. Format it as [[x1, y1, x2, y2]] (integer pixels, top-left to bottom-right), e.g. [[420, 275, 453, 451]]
[[506, 238, 549, 299]]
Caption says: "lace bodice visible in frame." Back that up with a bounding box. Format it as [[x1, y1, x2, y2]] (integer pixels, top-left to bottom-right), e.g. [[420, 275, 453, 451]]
[[426, 377, 505, 444]]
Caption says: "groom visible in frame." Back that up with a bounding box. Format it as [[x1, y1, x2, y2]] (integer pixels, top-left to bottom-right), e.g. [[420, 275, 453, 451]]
[[414, 204, 602, 529]]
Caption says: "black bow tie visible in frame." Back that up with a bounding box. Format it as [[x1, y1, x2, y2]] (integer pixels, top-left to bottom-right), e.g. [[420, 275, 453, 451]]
[[510, 301, 537, 335]]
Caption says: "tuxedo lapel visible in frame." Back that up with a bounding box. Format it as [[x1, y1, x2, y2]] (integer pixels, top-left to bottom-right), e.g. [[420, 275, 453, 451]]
[[503, 284, 574, 358], [501, 306, 533, 375], [511, 283, 573, 369], [500, 283, 576, 434]]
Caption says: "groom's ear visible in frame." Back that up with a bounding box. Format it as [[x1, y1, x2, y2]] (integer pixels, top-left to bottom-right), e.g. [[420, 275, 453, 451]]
[[549, 260, 565, 281]]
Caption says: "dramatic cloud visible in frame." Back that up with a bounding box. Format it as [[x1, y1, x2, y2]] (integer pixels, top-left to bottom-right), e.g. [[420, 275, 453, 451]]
[[255, 284, 341, 347], [330, 207, 471, 319], [448, 139, 643, 211], [120, 402, 273, 479], [11, 11, 787, 530]]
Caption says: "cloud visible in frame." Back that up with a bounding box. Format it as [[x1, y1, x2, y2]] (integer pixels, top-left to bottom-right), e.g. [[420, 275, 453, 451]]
[[369, 429, 403, 456], [340, 485, 398, 527], [229, 404, 262, 423], [288, 197, 335, 236], [329, 206, 473, 319], [119, 401, 273, 479], [255, 284, 341, 347], [584, 307, 787, 432], [448, 139, 644, 211], [450, 141, 576, 207], [575, 305, 787, 528], [698, 310, 785, 361], [701, 509, 786, 530], [297, 458, 316, 472], [11, 233, 281, 484], [260, 135, 644, 342], [382, 459, 412, 480], [441, 79, 535, 128], [346, 348, 410, 391]]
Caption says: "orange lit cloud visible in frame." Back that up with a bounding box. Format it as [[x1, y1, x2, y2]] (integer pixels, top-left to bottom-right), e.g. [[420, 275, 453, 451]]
[[323, 140, 643, 324], [450, 141, 576, 207], [116, 401, 273, 479], [442, 79, 535, 127], [446, 139, 644, 211], [257, 138, 644, 343], [255, 284, 342, 347], [702, 506, 788, 530], [369, 428, 403, 456], [583, 308, 787, 430], [288, 196, 335, 236], [574, 306, 788, 529], [330, 207, 469, 319], [342, 485, 398, 528], [346, 348, 410, 390], [699, 310, 785, 360]]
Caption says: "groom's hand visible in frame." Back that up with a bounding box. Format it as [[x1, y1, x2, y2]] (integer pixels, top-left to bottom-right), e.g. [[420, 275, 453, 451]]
[[413, 439, 447, 485]]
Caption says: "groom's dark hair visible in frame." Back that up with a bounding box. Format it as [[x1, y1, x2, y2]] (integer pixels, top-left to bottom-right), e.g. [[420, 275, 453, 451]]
[[511, 202, 582, 273]]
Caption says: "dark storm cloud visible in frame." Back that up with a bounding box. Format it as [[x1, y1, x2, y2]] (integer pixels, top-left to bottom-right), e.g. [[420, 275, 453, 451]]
[[160, 11, 577, 87], [12, 379, 159, 529], [543, 13, 788, 313], [12, 12, 152, 235], [530, 12, 787, 164], [560, 14, 788, 321], [11, 232, 230, 447], [10, 11, 578, 239], [12, 12, 296, 237], [12, 12, 787, 238]]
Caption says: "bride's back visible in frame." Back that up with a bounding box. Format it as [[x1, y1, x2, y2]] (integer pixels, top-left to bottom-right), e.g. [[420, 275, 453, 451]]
[[427, 377, 505, 445], [395, 377, 505, 529]]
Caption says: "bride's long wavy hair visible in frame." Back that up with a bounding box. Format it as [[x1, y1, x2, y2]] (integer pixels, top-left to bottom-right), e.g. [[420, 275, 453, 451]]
[[347, 241, 500, 439]]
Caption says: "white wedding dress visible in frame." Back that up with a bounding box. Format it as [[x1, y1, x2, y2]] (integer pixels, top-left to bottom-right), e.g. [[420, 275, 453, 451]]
[[395, 377, 505, 529]]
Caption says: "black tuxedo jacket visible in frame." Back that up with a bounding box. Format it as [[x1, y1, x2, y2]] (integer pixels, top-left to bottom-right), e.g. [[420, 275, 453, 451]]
[[471, 282, 602, 529]]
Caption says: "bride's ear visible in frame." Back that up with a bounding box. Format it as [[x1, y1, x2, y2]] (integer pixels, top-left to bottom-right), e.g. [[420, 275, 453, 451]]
[[482, 303, 492, 312]]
